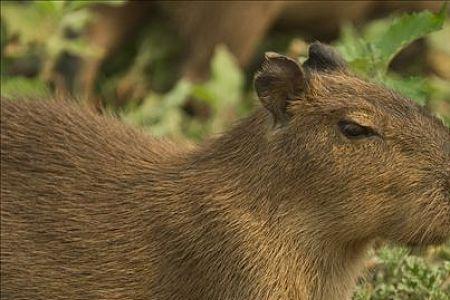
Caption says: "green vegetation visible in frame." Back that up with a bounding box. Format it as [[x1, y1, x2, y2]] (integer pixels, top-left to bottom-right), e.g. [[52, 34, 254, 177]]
[[336, 6, 446, 104], [122, 45, 247, 140], [1, 1, 449, 298], [355, 246, 450, 300]]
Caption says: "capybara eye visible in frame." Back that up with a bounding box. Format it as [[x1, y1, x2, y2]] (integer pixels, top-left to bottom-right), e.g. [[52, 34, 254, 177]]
[[338, 120, 376, 139]]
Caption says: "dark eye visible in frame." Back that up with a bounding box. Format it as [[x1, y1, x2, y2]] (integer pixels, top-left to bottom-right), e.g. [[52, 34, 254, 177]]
[[338, 120, 376, 139]]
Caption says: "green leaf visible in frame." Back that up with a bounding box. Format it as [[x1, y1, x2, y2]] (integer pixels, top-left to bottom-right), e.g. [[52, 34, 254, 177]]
[[122, 80, 192, 137], [207, 44, 244, 108], [1, 76, 50, 98], [337, 5, 447, 76], [194, 45, 244, 132], [0, 3, 61, 45], [382, 75, 428, 106], [372, 6, 447, 71], [33, 1, 65, 14], [65, 0, 127, 11], [336, 23, 368, 63]]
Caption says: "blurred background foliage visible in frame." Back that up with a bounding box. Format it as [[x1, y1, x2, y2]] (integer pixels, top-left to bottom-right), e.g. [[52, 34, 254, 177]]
[[1, 1, 449, 298]]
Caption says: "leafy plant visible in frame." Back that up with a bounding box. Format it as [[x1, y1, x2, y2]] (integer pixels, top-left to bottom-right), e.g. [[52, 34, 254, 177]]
[[354, 246, 450, 300], [1, 76, 50, 98], [1, 0, 125, 97], [336, 5, 447, 105], [123, 45, 246, 140]]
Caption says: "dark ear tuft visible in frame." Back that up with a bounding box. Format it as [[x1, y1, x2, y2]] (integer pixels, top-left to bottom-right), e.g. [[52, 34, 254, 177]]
[[254, 52, 306, 125], [303, 41, 346, 72]]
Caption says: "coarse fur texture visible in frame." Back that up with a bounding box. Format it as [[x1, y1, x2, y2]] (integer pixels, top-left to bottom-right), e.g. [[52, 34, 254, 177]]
[[1, 43, 449, 300]]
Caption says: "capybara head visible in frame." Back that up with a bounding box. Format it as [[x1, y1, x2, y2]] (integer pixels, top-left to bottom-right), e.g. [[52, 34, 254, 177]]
[[254, 42, 450, 247]]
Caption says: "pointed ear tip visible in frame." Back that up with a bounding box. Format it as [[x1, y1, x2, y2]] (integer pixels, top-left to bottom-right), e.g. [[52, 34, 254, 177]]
[[264, 51, 283, 60], [308, 41, 328, 53], [305, 41, 347, 71], [263, 52, 301, 68]]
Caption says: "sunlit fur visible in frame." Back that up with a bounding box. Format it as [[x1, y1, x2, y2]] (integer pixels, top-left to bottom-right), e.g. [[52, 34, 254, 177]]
[[1, 69, 449, 299]]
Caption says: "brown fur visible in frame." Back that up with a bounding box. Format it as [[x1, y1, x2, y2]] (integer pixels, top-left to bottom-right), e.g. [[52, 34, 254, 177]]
[[1, 47, 449, 299]]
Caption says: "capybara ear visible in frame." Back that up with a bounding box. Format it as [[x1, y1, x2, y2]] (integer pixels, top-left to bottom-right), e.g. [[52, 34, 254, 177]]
[[303, 41, 347, 72], [254, 52, 306, 126]]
